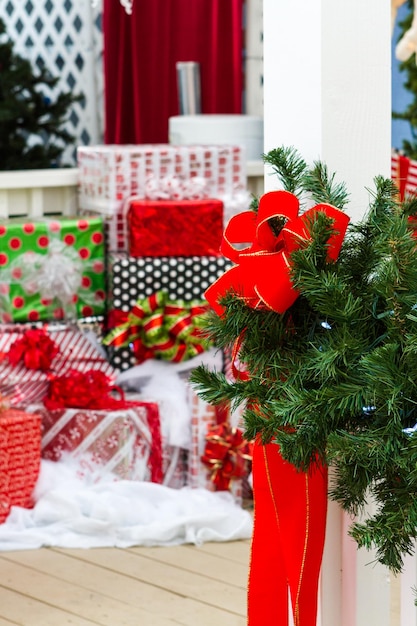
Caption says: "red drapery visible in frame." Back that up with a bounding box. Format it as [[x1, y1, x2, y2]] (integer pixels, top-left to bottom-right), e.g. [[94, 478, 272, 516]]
[[102, 0, 244, 144]]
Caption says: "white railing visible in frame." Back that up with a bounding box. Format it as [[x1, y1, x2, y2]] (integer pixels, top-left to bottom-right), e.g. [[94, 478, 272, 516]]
[[0, 169, 79, 219], [0, 165, 265, 219]]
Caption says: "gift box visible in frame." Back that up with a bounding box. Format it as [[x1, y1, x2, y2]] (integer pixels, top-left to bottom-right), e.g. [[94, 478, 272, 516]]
[[107, 255, 232, 371], [110, 255, 233, 311], [27, 400, 163, 484], [0, 324, 117, 406], [0, 404, 42, 523], [77, 144, 249, 251], [0, 216, 106, 323], [128, 198, 224, 257], [186, 384, 250, 503]]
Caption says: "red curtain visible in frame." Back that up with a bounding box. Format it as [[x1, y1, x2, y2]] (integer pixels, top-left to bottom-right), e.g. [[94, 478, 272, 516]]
[[102, 0, 244, 144]]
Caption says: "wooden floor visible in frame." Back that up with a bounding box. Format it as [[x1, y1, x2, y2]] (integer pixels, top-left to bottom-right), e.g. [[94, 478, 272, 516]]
[[0, 540, 250, 625]]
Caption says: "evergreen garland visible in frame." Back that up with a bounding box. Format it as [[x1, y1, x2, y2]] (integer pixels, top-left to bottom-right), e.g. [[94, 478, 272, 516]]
[[392, 0, 417, 158], [191, 146, 417, 574]]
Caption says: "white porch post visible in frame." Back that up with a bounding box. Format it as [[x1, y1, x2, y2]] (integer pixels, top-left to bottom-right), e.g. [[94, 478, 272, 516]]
[[262, 1, 392, 625], [263, 0, 391, 222]]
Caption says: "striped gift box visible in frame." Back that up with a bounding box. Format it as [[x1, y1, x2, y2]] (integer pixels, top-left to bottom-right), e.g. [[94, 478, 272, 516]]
[[0, 323, 117, 406]]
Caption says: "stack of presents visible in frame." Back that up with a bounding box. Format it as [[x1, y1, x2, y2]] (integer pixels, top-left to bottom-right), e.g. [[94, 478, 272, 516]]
[[0, 144, 255, 524]]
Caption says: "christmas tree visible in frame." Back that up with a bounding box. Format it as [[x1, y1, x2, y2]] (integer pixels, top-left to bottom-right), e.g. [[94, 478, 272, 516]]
[[191, 146, 417, 574], [0, 18, 82, 170]]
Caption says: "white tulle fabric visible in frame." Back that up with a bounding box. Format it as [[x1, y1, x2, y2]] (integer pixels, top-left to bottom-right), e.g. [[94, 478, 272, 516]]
[[0, 459, 252, 551]]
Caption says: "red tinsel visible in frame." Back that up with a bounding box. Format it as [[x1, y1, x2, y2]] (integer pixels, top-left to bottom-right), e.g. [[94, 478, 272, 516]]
[[7, 328, 59, 371], [201, 422, 253, 491]]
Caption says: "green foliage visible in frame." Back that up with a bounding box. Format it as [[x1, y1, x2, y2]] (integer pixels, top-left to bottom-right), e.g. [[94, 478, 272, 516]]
[[0, 19, 83, 170], [191, 146, 417, 573], [392, 0, 417, 158]]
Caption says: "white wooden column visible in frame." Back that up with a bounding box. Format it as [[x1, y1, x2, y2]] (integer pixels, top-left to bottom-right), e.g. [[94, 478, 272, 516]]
[[263, 0, 391, 222], [263, 1, 392, 625]]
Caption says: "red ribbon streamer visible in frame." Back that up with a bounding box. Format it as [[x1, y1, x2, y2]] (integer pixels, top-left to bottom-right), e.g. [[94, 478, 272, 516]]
[[201, 422, 253, 491], [205, 190, 350, 316]]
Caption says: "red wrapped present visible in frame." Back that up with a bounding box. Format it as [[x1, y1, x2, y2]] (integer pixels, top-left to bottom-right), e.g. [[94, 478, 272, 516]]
[[77, 144, 248, 252], [0, 324, 117, 406], [26, 369, 163, 484], [128, 199, 224, 257], [0, 399, 42, 523], [186, 384, 251, 503], [34, 402, 162, 483]]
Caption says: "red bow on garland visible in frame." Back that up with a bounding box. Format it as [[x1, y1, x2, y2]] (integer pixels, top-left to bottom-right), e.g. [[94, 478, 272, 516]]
[[201, 422, 253, 491], [205, 190, 350, 315]]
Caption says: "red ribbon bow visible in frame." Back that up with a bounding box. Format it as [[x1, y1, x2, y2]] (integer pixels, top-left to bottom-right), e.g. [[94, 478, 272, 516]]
[[6, 328, 60, 371], [205, 190, 350, 315], [201, 422, 253, 491], [43, 369, 129, 411]]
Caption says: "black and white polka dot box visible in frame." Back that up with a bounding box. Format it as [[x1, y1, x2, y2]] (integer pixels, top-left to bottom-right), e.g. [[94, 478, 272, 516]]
[[107, 255, 232, 371], [110, 255, 233, 311]]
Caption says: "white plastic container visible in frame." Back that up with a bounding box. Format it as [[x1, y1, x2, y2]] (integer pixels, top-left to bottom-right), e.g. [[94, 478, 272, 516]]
[[169, 114, 264, 161]]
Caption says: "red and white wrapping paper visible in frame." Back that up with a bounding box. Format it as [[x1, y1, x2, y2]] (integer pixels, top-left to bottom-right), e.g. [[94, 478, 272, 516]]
[[391, 151, 417, 199], [77, 144, 249, 251], [0, 324, 117, 406], [27, 401, 162, 484], [186, 384, 243, 504], [0, 407, 42, 523]]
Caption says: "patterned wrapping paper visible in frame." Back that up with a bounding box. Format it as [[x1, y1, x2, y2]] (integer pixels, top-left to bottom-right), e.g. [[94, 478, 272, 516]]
[[77, 144, 249, 251], [0, 323, 117, 406], [0, 216, 106, 322], [27, 401, 163, 484], [106, 255, 233, 371], [0, 407, 42, 523], [128, 198, 224, 257], [185, 383, 243, 504]]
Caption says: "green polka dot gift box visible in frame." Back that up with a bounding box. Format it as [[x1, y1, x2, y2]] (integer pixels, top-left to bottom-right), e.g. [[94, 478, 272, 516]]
[[0, 217, 106, 323]]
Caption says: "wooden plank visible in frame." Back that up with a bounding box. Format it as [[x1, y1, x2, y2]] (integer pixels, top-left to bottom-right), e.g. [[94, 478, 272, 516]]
[[0, 615, 20, 626], [0, 557, 178, 626], [127, 545, 248, 588], [54, 547, 246, 615], [0, 585, 98, 626], [194, 540, 252, 565], [4, 549, 245, 626]]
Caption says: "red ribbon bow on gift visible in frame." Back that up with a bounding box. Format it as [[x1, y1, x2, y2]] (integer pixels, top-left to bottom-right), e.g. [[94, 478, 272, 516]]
[[43, 369, 131, 411], [104, 291, 211, 364], [201, 422, 253, 491], [205, 190, 350, 316], [5, 328, 60, 371]]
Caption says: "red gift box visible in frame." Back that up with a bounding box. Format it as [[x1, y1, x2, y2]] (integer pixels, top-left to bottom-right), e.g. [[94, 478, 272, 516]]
[[128, 199, 224, 257], [0, 406, 42, 523], [0, 324, 117, 406], [186, 384, 247, 503], [30, 401, 163, 484]]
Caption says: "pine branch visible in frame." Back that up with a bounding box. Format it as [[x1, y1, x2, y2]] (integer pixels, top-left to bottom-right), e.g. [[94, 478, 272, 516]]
[[301, 161, 350, 209], [262, 146, 308, 194]]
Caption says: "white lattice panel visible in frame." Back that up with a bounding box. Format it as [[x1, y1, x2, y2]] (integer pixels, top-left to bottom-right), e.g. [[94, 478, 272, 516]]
[[0, 0, 103, 166]]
